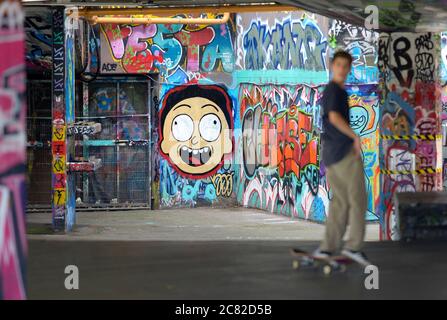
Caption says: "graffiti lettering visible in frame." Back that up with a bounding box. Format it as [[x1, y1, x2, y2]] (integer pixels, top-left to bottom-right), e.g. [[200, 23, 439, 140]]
[[243, 17, 327, 71], [211, 172, 234, 197], [101, 19, 234, 79], [238, 84, 327, 220]]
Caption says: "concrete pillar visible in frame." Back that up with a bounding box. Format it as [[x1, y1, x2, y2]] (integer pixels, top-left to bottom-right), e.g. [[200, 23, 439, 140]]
[[51, 7, 76, 231], [51, 7, 67, 230], [378, 32, 442, 240], [0, 0, 27, 299]]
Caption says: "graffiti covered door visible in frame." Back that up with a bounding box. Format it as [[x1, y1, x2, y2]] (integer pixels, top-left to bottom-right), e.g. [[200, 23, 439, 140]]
[[79, 77, 153, 208]]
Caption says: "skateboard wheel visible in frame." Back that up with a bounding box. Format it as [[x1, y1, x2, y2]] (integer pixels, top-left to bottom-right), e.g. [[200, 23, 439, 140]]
[[292, 260, 300, 270], [323, 265, 332, 276]]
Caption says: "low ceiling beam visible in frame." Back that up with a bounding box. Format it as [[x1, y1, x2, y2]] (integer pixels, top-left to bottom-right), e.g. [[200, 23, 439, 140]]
[[78, 4, 301, 16]]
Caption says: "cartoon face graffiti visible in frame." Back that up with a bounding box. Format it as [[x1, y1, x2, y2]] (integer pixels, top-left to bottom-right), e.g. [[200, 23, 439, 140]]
[[159, 85, 233, 178], [349, 106, 368, 134]]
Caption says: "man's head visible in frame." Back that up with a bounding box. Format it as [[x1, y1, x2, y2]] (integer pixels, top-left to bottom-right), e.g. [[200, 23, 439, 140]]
[[159, 85, 234, 179], [330, 50, 352, 84]]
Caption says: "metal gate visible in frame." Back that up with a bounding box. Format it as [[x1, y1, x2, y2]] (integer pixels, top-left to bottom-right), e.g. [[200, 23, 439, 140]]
[[27, 77, 156, 210], [77, 77, 154, 208], [27, 80, 52, 207]]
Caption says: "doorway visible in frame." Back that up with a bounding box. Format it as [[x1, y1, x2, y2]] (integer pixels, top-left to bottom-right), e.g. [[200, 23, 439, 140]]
[[77, 76, 157, 208]]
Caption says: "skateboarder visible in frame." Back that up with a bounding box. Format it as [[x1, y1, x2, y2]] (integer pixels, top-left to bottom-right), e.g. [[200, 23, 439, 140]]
[[313, 50, 369, 266]]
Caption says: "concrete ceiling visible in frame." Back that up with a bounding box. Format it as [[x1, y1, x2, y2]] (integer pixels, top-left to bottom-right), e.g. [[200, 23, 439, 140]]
[[23, 0, 447, 32], [281, 0, 447, 32]]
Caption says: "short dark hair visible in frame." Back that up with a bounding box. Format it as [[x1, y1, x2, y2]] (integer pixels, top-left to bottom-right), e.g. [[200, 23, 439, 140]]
[[160, 84, 233, 131], [331, 50, 353, 65]]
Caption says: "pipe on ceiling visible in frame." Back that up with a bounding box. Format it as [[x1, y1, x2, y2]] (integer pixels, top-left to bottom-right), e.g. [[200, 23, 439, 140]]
[[78, 4, 300, 16], [87, 12, 231, 25]]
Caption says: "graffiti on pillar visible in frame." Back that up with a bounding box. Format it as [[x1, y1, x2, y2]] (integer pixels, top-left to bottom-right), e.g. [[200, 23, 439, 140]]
[[347, 85, 380, 220], [158, 84, 236, 207], [100, 15, 235, 82], [441, 33, 447, 191], [379, 32, 441, 239], [236, 84, 330, 221], [378, 35, 415, 95], [329, 20, 379, 84], [51, 8, 66, 229], [414, 33, 435, 83], [242, 15, 327, 71], [0, 0, 27, 300]]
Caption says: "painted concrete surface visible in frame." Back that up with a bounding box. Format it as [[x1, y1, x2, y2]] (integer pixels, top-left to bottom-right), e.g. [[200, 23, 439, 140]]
[[26, 207, 380, 241], [28, 239, 447, 299]]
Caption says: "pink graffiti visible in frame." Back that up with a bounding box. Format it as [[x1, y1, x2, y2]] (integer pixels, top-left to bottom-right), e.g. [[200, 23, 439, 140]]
[[103, 24, 163, 73], [0, 10, 27, 299]]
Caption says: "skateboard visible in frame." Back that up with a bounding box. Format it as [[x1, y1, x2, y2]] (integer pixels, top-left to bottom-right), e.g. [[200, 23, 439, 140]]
[[290, 248, 355, 275]]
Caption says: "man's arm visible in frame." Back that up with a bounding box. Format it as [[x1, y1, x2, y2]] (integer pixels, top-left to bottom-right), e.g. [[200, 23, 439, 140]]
[[328, 111, 361, 157]]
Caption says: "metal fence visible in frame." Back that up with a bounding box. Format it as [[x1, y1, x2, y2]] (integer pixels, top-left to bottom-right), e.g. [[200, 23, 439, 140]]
[[27, 78, 154, 210], [27, 81, 52, 207]]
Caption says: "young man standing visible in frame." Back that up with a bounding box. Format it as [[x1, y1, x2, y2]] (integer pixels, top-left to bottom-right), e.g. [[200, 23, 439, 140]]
[[314, 50, 369, 265]]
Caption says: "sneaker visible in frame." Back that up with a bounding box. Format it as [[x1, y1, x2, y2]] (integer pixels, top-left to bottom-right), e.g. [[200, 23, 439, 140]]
[[312, 248, 332, 259], [341, 249, 370, 266]]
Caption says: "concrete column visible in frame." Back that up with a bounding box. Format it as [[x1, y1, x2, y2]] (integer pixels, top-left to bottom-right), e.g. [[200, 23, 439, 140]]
[[0, 0, 27, 299], [51, 7, 67, 230], [378, 32, 442, 240], [51, 7, 76, 231]]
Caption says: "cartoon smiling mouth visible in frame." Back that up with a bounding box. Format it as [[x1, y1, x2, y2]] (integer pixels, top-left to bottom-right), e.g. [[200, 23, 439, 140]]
[[179, 146, 212, 166], [350, 116, 366, 129]]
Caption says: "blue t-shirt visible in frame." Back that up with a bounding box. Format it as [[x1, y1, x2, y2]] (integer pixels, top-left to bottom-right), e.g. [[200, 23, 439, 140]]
[[321, 81, 353, 166]]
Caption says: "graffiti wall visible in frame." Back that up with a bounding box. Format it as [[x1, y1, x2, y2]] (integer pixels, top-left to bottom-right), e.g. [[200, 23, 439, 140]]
[[234, 12, 330, 221], [25, 9, 386, 225], [100, 14, 235, 84], [330, 19, 381, 221], [98, 15, 239, 208], [0, 1, 27, 299], [236, 84, 330, 220], [234, 12, 382, 223], [378, 32, 442, 239]]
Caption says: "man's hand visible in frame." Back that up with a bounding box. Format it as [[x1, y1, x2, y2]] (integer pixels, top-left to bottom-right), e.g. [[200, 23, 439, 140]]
[[328, 111, 361, 156], [353, 136, 362, 158]]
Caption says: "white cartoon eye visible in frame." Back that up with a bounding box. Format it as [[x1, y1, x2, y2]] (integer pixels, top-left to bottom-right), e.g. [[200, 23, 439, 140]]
[[172, 114, 193, 142], [199, 114, 221, 142]]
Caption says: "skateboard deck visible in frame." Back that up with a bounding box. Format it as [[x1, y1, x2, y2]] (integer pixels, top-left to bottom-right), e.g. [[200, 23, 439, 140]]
[[290, 248, 355, 275]]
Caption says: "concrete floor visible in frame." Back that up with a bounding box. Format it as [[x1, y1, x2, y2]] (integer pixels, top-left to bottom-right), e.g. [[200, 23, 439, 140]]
[[28, 239, 447, 299], [28, 208, 447, 300], [26, 207, 380, 241]]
